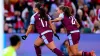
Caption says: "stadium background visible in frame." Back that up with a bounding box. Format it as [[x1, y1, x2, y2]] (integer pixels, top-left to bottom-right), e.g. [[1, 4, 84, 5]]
[[2, 0, 100, 56]]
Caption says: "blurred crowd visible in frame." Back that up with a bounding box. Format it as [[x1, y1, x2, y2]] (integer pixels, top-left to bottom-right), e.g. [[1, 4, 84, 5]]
[[4, 0, 100, 33]]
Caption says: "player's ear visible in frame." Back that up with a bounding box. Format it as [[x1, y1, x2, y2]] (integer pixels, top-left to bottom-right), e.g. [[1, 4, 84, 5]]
[[17, 41, 21, 49]]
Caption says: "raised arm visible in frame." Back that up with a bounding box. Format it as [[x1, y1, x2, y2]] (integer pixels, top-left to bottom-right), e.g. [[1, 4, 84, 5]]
[[51, 13, 64, 22], [51, 17, 62, 22]]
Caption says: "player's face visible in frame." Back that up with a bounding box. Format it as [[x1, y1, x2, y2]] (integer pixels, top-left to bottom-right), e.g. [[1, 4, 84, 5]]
[[33, 7, 37, 13], [33, 6, 39, 13], [57, 8, 63, 14]]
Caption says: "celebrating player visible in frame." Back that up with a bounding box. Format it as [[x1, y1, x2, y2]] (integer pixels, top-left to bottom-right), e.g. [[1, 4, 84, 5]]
[[51, 6, 96, 56], [21, 2, 64, 56]]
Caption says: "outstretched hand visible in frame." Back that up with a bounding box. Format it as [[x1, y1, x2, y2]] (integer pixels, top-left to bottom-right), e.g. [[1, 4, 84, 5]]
[[21, 35, 27, 40]]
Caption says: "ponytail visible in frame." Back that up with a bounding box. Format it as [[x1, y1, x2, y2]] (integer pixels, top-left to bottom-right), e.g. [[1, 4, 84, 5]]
[[39, 7, 48, 21], [35, 2, 48, 21]]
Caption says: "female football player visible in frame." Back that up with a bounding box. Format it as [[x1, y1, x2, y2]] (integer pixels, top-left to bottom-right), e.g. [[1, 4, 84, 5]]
[[21, 3, 64, 56], [51, 6, 96, 56]]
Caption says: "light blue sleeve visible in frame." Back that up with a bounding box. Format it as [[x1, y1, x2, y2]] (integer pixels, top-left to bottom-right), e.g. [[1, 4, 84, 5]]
[[59, 13, 64, 20], [30, 15, 35, 24], [48, 15, 52, 20]]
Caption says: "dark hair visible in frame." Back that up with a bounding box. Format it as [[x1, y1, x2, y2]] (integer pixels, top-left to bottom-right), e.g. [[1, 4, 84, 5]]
[[59, 6, 72, 17], [35, 2, 48, 21], [10, 35, 20, 46], [94, 26, 99, 30]]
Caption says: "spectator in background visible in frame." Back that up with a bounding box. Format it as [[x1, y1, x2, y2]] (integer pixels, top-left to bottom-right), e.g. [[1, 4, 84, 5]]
[[76, 9, 92, 33], [76, 9, 84, 29], [98, 8, 100, 21], [3, 35, 21, 56], [81, 5, 90, 28], [82, 5, 94, 30], [77, 8, 90, 28], [49, 0, 59, 19], [4, 22, 15, 33], [14, 0, 27, 13], [4, 0, 14, 25], [83, 4, 89, 16], [44, 0, 52, 13], [8, 27, 13, 33], [64, 0, 76, 15], [60, 40, 69, 56], [60, 27, 66, 33], [14, 0, 28, 31], [8, 27, 16, 33], [4, 23, 9, 33], [20, 28, 25, 33], [88, 10, 98, 31], [94, 26, 100, 33], [4, 0, 14, 16], [77, 0, 84, 9], [96, 4, 100, 21], [94, 4, 100, 18], [14, 11, 24, 33], [93, 21, 100, 33], [21, 0, 34, 29]]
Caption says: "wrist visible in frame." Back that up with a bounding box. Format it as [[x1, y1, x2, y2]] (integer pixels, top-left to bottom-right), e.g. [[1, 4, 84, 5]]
[[25, 34, 28, 36], [51, 20, 54, 22], [53, 32, 56, 34]]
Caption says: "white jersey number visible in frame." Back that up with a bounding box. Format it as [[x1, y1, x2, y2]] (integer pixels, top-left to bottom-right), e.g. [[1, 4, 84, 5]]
[[39, 18, 47, 27], [70, 16, 76, 25]]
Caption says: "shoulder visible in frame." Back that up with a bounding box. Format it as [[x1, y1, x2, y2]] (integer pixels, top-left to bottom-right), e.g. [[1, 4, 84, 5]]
[[3, 46, 16, 56], [31, 12, 38, 18], [12, 51, 17, 56], [47, 14, 52, 20], [69, 15, 75, 18], [59, 13, 64, 19], [3, 47, 11, 55]]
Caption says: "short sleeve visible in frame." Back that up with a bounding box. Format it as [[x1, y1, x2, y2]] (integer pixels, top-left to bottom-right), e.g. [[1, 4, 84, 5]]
[[59, 13, 64, 20], [48, 15, 52, 20], [12, 51, 17, 56], [30, 15, 35, 24]]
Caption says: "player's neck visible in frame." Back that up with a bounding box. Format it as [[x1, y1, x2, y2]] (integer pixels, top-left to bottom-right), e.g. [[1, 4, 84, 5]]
[[36, 10, 39, 13], [12, 46, 18, 50]]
